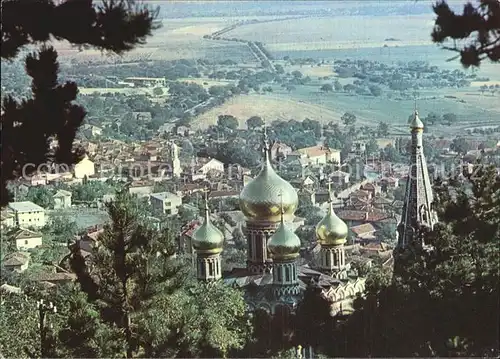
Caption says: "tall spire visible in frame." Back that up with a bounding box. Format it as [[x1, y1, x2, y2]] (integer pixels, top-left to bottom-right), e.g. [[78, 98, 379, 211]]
[[397, 107, 437, 253]]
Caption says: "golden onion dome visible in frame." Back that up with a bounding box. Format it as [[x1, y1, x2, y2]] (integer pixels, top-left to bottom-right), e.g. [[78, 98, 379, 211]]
[[192, 200, 224, 255], [240, 134, 298, 222], [268, 213, 301, 261], [316, 199, 348, 246], [410, 109, 424, 130]]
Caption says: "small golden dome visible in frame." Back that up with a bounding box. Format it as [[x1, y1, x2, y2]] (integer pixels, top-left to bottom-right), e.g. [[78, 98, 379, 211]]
[[410, 109, 424, 130], [240, 134, 298, 222], [192, 200, 224, 255], [268, 215, 301, 260], [316, 200, 348, 246]]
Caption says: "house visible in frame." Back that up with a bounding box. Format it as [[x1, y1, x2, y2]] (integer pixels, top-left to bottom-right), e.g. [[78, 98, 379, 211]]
[[270, 141, 293, 160], [351, 141, 367, 156], [380, 177, 399, 191], [298, 188, 316, 206], [131, 112, 152, 122], [197, 158, 225, 175], [150, 192, 182, 216], [9, 228, 43, 250], [30, 174, 47, 186], [360, 182, 381, 197], [158, 123, 176, 135], [74, 155, 95, 179], [329, 170, 350, 185], [8, 201, 46, 228], [53, 189, 72, 209], [33, 270, 77, 286], [1, 209, 15, 230], [176, 126, 193, 137], [82, 124, 103, 138], [289, 176, 315, 189], [0, 283, 22, 294], [295, 145, 341, 165], [74, 227, 104, 258], [2, 252, 30, 272], [350, 223, 377, 242], [128, 181, 154, 198], [208, 191, 240, 200]]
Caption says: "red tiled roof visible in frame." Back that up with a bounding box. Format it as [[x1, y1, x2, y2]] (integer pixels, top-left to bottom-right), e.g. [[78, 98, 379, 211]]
[[351, 223, 377, 236], [337, 209, 391, 222]]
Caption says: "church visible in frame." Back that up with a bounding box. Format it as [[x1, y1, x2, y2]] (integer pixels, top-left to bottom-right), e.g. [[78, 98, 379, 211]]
[[190, 129, 365, 317], [190, 108, 437, 316]]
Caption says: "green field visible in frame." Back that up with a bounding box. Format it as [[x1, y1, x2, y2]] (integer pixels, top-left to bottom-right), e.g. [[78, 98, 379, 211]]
[[268, 82, 500, 134]]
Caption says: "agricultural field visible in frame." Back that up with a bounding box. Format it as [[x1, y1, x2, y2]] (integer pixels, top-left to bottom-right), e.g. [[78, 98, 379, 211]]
[[191, 93, 357, 130], [79, 87, 169, 98], [227, 15, 435, 49], [177, 77, 236, 89], [267, 84, 500, 134]]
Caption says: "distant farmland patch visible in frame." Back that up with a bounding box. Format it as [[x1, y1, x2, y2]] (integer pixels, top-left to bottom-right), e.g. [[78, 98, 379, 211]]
[[191, 94, 349, 129], [177, 77, 236, 89], [226, 15, 434, 47]]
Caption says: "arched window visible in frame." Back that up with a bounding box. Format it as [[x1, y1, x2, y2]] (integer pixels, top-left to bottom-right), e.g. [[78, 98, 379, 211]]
[[208, 261, 214, 277]]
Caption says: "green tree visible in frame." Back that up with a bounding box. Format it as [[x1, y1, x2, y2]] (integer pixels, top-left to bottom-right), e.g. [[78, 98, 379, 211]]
[[381, 144, 402, 162], [1, 0, 158, 207], [442, 112, 457, 125], [320, 84, 333, 92], [25, 186, 55, 209], [291, 70, 303, 79], [377, 122, 389, 137], [69, 191, 186, 358], [0, 292, 39, 357], [337, 165, 500, 357], [152, 87, 163, 96], [369, 85, 382, 96], [217, 115, 239, 130], [341, 112, 356, 126], [425, 112, 442, 125], [432, 0, 500, 67], [334, 80, 343, 91], [274, 64, 285, 74], [450, 137, 471, 155], [246, 116, 264, 130], [57, 286, 125, 358], [365, 138, 379, 156]]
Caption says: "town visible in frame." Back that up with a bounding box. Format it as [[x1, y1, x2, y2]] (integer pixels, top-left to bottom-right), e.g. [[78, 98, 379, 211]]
[[1, 0, 499, 358]]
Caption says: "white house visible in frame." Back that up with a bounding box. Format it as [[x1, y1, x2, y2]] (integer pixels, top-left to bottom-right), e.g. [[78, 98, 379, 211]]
[[9, 228, 43, 250], [53, 189, 72, 209], [198, 158, 224, 175], [74, 155, 95, 179], [1, 210, 15, 230], [2, 252, 31, 272], [8, 201, 46, 228], [150, 192, 182, 216], [294, 145, 341, 166]]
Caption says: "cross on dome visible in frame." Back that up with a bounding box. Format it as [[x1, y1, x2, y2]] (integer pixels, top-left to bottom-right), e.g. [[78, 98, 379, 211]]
[[327, 181, 333, 202]]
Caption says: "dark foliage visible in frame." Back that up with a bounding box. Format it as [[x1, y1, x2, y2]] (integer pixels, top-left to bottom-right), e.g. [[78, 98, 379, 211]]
[[0, 0, 158, 207], [432, 0, 500, 67]]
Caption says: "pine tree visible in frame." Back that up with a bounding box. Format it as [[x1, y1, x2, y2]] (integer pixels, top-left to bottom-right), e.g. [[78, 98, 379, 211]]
[[1, 0, 159, 207], [431, 0, 500, 67], [69, 190, 187, 357], [336, 164, 500, 357]]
